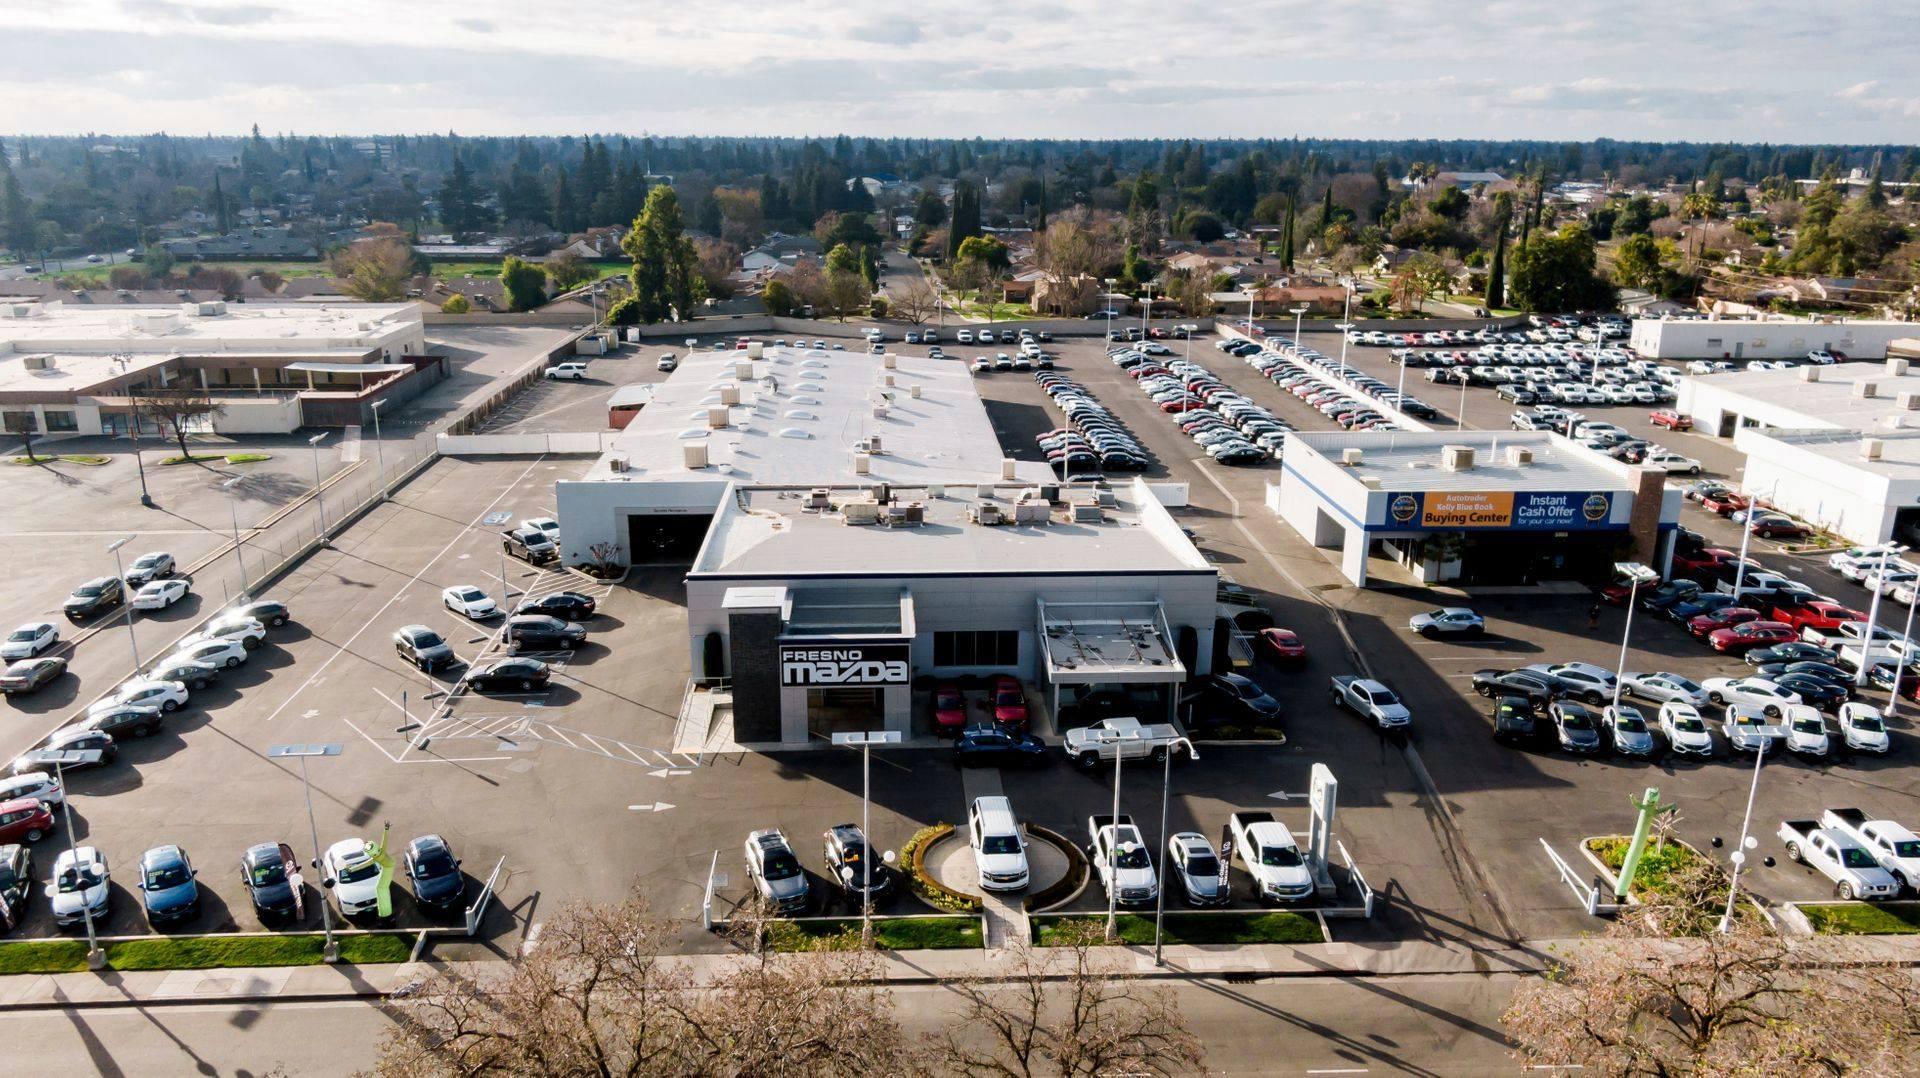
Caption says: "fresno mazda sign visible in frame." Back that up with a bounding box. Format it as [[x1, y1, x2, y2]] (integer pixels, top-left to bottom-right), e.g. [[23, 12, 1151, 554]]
[[779, 642, 910, 686]]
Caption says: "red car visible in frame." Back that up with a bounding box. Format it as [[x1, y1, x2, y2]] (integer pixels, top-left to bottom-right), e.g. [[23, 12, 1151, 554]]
[[1258, 628, 1307, 664], [1688, 606, 1760, 638], [1771, 601, 1866, 632], [1748, 515, 1809, 540], [1649, 409, 1692, 431], [1160, 398, 1207, 413], [1672, 547, 1736, 576], [0, 797, 53, 844], [933, 681, 966, 734], [991, 675, 1028, 729], [1709, 620, 1798, 654], [1699, 491, 1750, 516]]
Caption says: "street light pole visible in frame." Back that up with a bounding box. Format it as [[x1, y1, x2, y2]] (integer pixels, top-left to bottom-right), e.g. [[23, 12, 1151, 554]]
[[1856, 544, 1907, 688], [106, 537, 140, 671], [1152, 737, 1196, 966], [130, 411, 152, 508], [1610, 563, 1658, 710], [831, 731, 902, 949], [1091, 728, 1141, 940], [221, 476, 249, 595], [369, 399, 388, 502], [1718, 741, 1768, 934], [307, 432, 330, 540], [1890, 592, 1918, 716], [270, 744, 342, 963], [54, 760, 105, 970], [1290, 304, 1307, 349]]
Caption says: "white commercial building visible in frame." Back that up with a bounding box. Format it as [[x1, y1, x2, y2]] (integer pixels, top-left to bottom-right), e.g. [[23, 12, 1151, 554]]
[[0, 299, 426, 437], [1631, 315, 1916, 362], [554, 342, 1220, 745], [1272, 430, 1676, 587], [1677, 351, 1920, 544]]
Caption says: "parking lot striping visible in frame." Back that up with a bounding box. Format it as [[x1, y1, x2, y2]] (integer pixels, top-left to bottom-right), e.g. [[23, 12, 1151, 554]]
[[1306, 1070, 1371, 1075], [259, 455, 551, 728]]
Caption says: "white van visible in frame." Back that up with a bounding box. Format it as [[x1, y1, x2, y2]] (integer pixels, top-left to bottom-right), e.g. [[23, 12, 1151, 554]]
[[968, 796, 1030, 892]]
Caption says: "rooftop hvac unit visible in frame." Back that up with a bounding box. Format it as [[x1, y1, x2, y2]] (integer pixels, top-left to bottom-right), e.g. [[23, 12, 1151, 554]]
[[1, 302, 42, 318], [872, 403, 889, 418], [1888, 358, 1910, 377], [719, 383, 741, 406], [746, 342, 765, 358], [1899, 392, 1920, 412], [682, 441, 709, 469], [903, 501, 925, 523], [1039, 484, 1060, 502], [706, 406, 730, 429], [928, 483, 945, 499], [1440, 445, 1476, 472], [1862, 438, 1885, 461], [1071, 503, 1105, 523], [184, 299, 227, 317], [734, 360, 754, 380], [842, 499, 881, 524], [1856, 381, 1879, 399], [609, 456, 629, 473], [1341, 447, 1365, 466], [864, 434, 884, 454], [977, 484, 996, 499], [883, 354, 897, 369], [1800, 366, 1822, 382], [1359, 476, 1383, 489], [1014, 500, 1051, 524], [880, 503, 922, 526], [852, 450, 871, 475], [1505, 446, 1534, 466], [909, 384, 922, 398], [805, 488, 832, 509], [1001, 458, 1018, 480], [21, 354, 52, 371], [970, 503, 1006, 526]]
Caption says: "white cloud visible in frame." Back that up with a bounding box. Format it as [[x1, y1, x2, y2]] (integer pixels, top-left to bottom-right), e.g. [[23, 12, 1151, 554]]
[[0, 1, 1911, 141]]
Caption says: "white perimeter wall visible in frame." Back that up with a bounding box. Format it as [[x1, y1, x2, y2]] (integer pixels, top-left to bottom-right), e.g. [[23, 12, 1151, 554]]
[[1735, 428, 1900, 544]]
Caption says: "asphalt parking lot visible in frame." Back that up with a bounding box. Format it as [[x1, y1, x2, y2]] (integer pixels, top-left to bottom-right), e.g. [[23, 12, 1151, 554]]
[[5, 320, 1919, 956]]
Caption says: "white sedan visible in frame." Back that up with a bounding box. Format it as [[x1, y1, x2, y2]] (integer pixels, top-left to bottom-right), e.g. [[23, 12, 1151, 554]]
[[1702, 676, 1801, 715], [1658, 701, 1716, 757], [169, 638, 250, 670], [1829, 545, 1907, 577], [1838, 702, 1891, 754], [132, 578, 191, 611], [1781, 704, 1830, 757], [441, 586, 498, 619], [1, 622, 58, 660], [323, 838, 383, 917], [89, 678, 188, 715], [1622, 671, 1709, 707], [1641, 450, 1701, 475]]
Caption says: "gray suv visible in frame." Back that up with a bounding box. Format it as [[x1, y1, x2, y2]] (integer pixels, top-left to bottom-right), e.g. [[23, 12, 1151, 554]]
[[743, 829, 809, 914], [394, 625, 454, 671]]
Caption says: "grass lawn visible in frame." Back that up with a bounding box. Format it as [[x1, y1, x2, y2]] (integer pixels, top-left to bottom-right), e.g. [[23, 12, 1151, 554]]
[[0, 933, 413, 975], [1587, 837, 1718, 900], [765, 916, 981, 952], [1800, 902, 1920, 936], [11, 454, 109, 466], [224, 453, 272, 464], [1033, 911, 1323, 947], [160, 453, 229, 466]]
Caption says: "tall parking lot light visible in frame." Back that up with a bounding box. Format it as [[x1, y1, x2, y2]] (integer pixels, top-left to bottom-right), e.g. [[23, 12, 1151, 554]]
[[1289, 304, 1308, 350], [832, 730, 902, 949], [369, 398, 388, 503], [1089, 726, 1142, 940], [53, 758, 105, 970], [1890, 589, 1918, 716], [1152, 736, 1197, 967], [1729, 481, 1780, 605], [1857, 544, 1908, 688], [1140, 281, 1156, 341], [105, 537, 140, 672], [1610, 562, 1661, 710], [1717, 721, 1782, 934], [270, 743, 342, 962], [222, 475, 249, 594], [1335, 279, 1354, 367], [307, 432, 331, 539]]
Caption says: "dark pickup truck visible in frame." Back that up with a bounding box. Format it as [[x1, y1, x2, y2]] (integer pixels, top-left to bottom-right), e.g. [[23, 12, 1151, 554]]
[[501, 527, 558, 565]]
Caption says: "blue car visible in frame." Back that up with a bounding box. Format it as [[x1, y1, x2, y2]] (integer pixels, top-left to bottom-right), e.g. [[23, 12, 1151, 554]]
[[138, 844, 199, 926], [952, 723, 1049, 769], [404, 834, 466, 915]]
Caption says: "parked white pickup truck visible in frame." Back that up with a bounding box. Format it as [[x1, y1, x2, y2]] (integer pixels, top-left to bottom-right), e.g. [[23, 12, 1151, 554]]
[[1778, 818, 1900, 900], [1227, 811, 1314, 904], [1328, 675, 1411, 730], [1088, 814, 1158, 906], [1821, 808, 1920, 894], [1062, 717, 1188, 771]]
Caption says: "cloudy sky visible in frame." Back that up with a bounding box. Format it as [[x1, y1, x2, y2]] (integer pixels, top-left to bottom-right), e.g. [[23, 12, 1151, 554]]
[[7, 0, 1916, 142]]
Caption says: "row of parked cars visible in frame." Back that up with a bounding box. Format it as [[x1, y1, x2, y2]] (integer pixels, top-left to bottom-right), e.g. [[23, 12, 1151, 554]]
[[1032, 373, 1150, 472], [1347, 316, 1628, 350], [1110, 349, 1277, 464], [1249, 338, 1442, 424], [398, 588, 600, 696]]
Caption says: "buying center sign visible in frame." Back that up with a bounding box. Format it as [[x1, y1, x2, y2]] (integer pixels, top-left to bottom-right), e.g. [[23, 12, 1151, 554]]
[[1378, 490, 1618, 531]]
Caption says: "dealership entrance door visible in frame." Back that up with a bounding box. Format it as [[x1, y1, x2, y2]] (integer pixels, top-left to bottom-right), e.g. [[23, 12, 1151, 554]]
[[806, 687, 885, 738], [627, 512, 714, 563]]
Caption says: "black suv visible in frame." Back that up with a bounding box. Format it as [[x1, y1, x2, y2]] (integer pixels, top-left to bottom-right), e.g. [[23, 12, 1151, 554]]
[[505, 615, 586, 652], [63, 577, 124, 619]]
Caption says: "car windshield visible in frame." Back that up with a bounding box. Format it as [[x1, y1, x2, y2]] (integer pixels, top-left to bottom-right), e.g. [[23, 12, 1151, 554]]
[[6, 629, 37, 642], [1260, 844, 1303, 868], [1853, 715, 1885, 732], [1366, 688, 1399, 706], [145, 863, 190, 889], [995, 690, 1022, 707], [1183, 853, 1219, 877], [412, 851, 456, 878], [1793, 718, 1823, 735], [458, 589, 483, 601], [1113, 844, 1150, 869], [1561, 714, 1594, 730], [413, 631, 444, 648], [1233, 681, 1265, 699], [249, 860, 286, 887], [1841, 849, 1878, 870], [1665, 676, 1701, 692], [1616, 715, 1648, 733], [1893, 841, 1920, 859], [337, 858, 380, 884], [761, 852, 800, 880], [981, 835, 1021, 855], [73, 586, 102, 597], [936, 692, 960, 708], [57, 866, 101, 892]]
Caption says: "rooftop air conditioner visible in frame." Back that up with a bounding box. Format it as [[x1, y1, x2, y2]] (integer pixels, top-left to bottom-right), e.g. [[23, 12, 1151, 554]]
[[682, 441, 709, 469], [883, 354, 897, 369], [1341, 447, 1365, 466], [1440, 445, 1476, 472], [977, 484, 996, 499], [734, 360, 754, 380], [1862, 438, 1885, 461], [1800, 366, 1822, 382], [842, 499, 881, 524], [805, 488, 833, 509], [1888, 358, 1910, 377], [1899, 392, 1920, 412], [910, 384, 922, 398], [1072, 503, 1105, 523], [609, 456, 629, 473], [1506, 446, 1534, 466], [746, 342, 764, 358], [21, 354, 52, 371], [719, 384, 741, 406], [970, 503, 1006, 526], [1001, 459, 1018, 480], [706, 406, 730, 429], [1014, 500, 1051, 524], [852, 450, 871, 475]]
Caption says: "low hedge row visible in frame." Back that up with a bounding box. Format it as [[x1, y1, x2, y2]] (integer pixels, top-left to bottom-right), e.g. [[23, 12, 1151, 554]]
[[902, 822, 982, 914]]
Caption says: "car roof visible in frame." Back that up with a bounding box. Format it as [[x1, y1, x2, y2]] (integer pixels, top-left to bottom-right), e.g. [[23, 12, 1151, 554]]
[[141, 844, 186, 866]]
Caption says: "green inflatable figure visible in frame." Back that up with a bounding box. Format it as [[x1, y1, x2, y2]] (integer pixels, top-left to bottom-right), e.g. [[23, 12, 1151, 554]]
[[366, 822, 397, 919]]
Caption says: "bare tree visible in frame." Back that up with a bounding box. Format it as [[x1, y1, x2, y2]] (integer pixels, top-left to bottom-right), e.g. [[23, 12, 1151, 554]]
[[133, 388, 224, 460], [893, 277, 938, 324], [938, 919, 1203, 1077], [373, 893, 918, 1077], [3, 411, 39, 463], [1034, 214, 1120, 282], [328, 236, 416, 301], [1504, 861, 1920, 1075]]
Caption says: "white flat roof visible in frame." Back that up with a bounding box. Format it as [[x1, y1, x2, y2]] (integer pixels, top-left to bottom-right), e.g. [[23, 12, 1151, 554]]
[[0, 301, 419, 355], [584, 344, 1052, 487], [691, 478, 1211, 578], [1293, 430, 1638, 493], [1761, 427, 1920, 478], [1682, 364, 1920, 432]]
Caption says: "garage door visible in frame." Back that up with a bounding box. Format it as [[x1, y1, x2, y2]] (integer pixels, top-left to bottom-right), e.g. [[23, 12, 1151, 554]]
[[627, 513, 715, 563]]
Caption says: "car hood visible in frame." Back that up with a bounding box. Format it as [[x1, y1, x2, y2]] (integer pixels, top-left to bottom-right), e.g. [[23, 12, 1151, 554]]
[[51, 882, 107, 914], [146, 879, 198, 911], [976, 851, 1026, 875], [0, 642, 37, 658], [250, 879, 296, 908], [414, 872, 463, 903], [335, 872, 381, 904], [1374, 702, 1411, 723], [1109, 865, 1156, 889], [1256, 861, 1313, 888], [1181, 870, 1225, 896], [1617, 730, 1655, 750], [763, 874, 807, 900]]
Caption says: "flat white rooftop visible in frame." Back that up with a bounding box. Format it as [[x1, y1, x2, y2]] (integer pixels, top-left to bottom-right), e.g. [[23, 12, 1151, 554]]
[[1681, 363, 1920, 432], [1762, 427, 1920, 478], [1294, 430, 1638, 492], [584, 344, 1052, 487], [0, 301, 420, 354], [691, 478, 1211, 578]]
